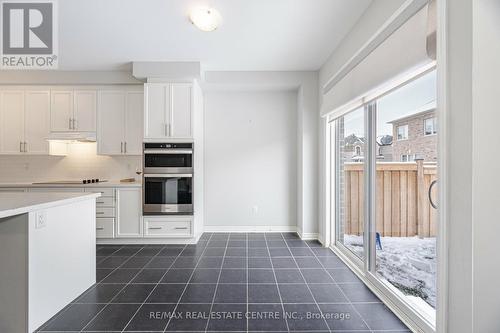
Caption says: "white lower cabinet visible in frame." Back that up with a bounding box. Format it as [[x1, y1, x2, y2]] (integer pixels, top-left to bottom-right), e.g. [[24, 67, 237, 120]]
[[96, 218, 115, 238], [0, 185, 197, 241], [143, 216, 193, 238], [116, 188, 142, 238]]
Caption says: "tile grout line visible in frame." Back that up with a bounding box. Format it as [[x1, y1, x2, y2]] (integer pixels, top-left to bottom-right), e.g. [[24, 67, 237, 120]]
[[265, 233, 291, 333], [306, 240, 373, 332], [79, 244, 172, 333], [161, 233, 215, 333], [120, 244, 188, 333], [36, 244, 128, 332], [203, 233, 230, 332], [283, 236, 333, 331]]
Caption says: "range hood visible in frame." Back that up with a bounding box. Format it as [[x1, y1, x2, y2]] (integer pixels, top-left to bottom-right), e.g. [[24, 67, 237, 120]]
[[47, 132, 96, 142]]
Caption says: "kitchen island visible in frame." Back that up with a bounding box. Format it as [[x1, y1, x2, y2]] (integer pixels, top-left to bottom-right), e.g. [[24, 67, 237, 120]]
[[0, 192, 100, 333]]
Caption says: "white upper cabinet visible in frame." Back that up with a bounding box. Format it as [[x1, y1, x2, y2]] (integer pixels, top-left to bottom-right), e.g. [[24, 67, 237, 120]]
[[24, 91, 50, 154], [171, 84, 192, 138], [0, 90, 49, 155], [144, 83, 192, 140], [50, 90, 73, 132], [97, 89, 143, 155], [144, 83, 168, 139], [0, 91, 25, 154], [97, 91, 125, 155], [73, 91, 96, 132], [124, 91, 144, 155], [50, 90, 96, 132]]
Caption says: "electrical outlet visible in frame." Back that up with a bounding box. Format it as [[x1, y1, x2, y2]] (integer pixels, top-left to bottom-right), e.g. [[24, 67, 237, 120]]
[[35, 211, 47, 229]]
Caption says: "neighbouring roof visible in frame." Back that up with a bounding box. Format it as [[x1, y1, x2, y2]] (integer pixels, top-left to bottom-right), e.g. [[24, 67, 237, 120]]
[[387, 100, 437, 124]]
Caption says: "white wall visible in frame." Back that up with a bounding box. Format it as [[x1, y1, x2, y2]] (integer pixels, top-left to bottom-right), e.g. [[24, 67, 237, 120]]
[[443, 0, 473, 331], [0, 143, 141, 182], [204, 90, 297, 230], [319, 0, 407, 88], [471, 0, 500, 331], [202, 71, 319, 235]]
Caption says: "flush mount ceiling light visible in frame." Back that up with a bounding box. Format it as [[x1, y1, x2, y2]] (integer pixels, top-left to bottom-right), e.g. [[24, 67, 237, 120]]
[[189, 7, 221, 32]]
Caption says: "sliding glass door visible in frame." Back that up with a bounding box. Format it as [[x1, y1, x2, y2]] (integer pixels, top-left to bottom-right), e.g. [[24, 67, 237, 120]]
[[334, 107, 366, 262], [330, 69, 437, 331]]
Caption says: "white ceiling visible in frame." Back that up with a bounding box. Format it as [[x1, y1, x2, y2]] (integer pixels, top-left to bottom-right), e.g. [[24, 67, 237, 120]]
[[57, 0, 372, 71]]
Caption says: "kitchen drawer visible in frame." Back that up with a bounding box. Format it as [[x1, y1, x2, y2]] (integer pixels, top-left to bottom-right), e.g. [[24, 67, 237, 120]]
[[143, 217, 193, 238], [96, 207, 115, 218], [85, 187, 115, 197], [95, 196, 114, 207], [96, 218, 115, 238]]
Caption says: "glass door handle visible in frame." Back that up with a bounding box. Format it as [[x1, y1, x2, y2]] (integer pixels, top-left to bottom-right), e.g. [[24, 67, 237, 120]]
[[429, 180, 438, 209]]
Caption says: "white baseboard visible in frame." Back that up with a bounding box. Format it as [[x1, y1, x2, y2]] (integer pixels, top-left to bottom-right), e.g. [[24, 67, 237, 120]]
[[96, 233, 201, 245], [300, 233, 319, 240], [203, 225, 297, 233], [296, 228, 319, 240]]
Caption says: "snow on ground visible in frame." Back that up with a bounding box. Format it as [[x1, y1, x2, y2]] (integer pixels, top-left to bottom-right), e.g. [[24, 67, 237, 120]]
[[344, 235, 436, 308]]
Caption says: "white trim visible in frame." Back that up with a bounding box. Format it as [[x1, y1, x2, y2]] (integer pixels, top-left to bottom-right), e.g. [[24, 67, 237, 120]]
[[435, 0, 448, 331], [97, 233, 201, 245], [324, 118, 333, 247], [203, 225, 298, 233], [296, 230, 319, 241], [330, 244, 431, 333], [322, 0, 429, 94]]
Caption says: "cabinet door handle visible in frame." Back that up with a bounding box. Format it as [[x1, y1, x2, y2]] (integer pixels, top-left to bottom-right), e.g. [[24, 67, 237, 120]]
[[24, 142, 27, 152], [148, 227, 163, 230], [124, 142, 127, 154], [19, 141, 22, 152], [72, 118, 77, 130], [96, 201, 105, 204], [120, 142, 123, 153], [96, 227, 104, 230], [174, 227, 188, 230], [96, 212, 105, 215]]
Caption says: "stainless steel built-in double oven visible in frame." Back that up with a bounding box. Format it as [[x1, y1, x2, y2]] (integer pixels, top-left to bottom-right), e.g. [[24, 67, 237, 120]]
[[143, 143, 193, 215]]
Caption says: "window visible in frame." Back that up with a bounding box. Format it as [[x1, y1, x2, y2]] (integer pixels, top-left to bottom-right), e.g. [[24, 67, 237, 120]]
[[424, 117, 437, 135], [401, 154, 415, 162], [330, 69, 438, 331], [397, 125, 408, 140]]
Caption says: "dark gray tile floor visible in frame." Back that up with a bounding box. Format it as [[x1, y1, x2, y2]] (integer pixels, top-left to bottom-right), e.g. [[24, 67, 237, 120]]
[[36, 232, 410, 332]]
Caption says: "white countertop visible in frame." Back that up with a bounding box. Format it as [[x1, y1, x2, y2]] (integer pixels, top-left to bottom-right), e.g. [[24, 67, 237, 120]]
[[0, 180, 141, 188], [0, 192, 101, 219]]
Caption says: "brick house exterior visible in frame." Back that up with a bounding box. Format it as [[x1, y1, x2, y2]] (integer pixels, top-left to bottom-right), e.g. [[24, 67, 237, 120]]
[[389, 104, 437, 162]]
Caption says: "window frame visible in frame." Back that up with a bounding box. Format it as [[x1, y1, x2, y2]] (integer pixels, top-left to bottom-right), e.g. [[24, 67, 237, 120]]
[[424, 117, 437, 136], [397, 124, 409, 141], [327, 64, 439, 333]]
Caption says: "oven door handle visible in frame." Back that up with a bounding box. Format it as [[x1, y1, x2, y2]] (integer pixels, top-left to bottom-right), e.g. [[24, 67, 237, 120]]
[[143, 149, 193, 154], [144, 173, 193, 178]]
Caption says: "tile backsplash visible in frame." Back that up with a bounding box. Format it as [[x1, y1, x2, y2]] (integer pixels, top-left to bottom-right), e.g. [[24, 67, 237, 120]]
[[0, 142, 141, 182]]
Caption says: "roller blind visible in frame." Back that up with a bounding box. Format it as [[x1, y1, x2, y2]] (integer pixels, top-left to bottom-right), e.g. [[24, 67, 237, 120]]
[[321, 6, 433, 117]]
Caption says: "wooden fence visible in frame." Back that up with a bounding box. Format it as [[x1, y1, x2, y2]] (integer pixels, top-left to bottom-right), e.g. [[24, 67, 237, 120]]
[[342, 161, 437, 237]]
